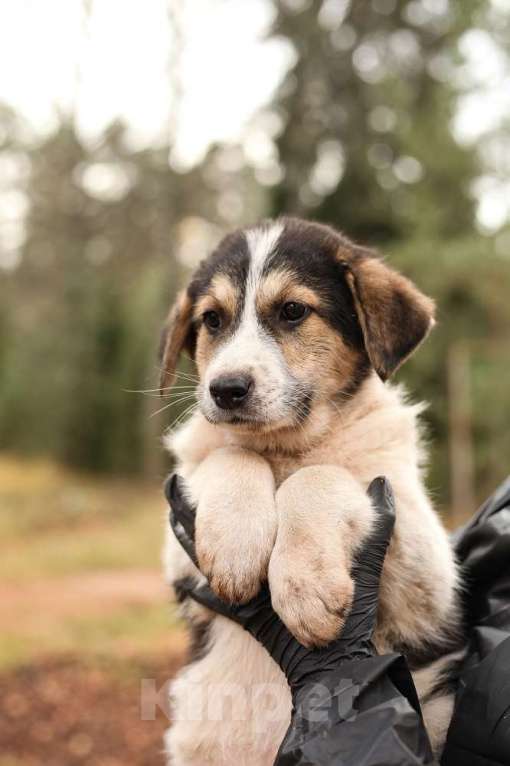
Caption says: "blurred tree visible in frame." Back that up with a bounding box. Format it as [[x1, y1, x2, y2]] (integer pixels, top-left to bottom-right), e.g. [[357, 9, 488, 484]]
[[391, 235, 510, 510], [1, 118, 180, 473], [268, 0, 481, 243], [0, 106, 263, 476]]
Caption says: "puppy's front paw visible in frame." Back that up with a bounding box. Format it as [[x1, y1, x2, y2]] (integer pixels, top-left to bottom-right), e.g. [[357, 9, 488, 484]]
[[268, 548, 354, 647], [196, 507, 275, 603], [184, 447, 277, 604]]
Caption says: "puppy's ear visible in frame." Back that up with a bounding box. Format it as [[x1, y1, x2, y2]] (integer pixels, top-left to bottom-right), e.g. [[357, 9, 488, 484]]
[[344, 251, 435, 381], [159, 290, 195, 394]]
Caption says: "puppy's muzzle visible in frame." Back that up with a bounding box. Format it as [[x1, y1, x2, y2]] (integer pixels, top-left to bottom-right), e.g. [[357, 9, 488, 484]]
[[209, 375, 254, 411]]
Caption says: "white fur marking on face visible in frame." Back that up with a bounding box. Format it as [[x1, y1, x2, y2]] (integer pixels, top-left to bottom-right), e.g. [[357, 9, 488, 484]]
[[245, 223, 284, 310], [215, 223, 284, 356], [235, 222, 285, 351], [203, 222, 294, 422]]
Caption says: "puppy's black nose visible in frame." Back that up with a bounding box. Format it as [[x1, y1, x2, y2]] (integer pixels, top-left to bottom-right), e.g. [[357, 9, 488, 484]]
[[209, 376, 253, 410]]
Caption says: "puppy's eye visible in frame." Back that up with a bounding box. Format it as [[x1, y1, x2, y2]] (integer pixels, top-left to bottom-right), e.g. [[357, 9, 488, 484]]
[[280, 301, 309, 324], [203, 310, 221, 331]]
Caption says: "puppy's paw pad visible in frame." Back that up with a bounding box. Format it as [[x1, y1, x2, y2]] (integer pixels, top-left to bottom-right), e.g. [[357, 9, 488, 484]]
[[270, 570, 354, 647], [194, 488, 277, 605], [210, 571, 261, 604], [197, 539, 269, 604]]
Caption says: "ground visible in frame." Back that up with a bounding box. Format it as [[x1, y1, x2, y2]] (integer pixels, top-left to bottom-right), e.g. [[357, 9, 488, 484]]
[[0, 455, 186, 765]]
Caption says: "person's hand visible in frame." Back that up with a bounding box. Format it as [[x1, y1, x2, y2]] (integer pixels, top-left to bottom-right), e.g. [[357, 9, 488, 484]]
[[165, 473, 395, 694]]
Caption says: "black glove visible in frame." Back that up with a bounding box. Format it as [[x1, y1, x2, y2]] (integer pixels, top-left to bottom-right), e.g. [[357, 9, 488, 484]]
[[166, 474, 395, 693]]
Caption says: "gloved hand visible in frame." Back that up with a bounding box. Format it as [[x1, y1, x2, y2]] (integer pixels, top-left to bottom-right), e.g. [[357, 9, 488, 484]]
[[165, 473, 395, 694]]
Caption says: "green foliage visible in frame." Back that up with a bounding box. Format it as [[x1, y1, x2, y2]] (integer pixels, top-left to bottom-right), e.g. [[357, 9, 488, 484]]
[[269, 0, 479, 242], [391, 235, 510, 504], [0, 121, 183, 473]]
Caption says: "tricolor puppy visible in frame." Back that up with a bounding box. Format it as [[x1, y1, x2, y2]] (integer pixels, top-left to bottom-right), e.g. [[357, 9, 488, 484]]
[[161, 218, 461, 765]]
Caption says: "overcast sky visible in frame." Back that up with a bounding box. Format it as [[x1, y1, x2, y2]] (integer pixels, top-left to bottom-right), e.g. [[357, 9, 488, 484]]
[[0, 0, 509, 231]]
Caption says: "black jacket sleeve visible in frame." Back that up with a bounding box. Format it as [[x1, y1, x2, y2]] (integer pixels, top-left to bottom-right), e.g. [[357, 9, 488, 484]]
[[441, 476, 510, 766], [275, 654, 435, 765], [441, 629, 510, 766]]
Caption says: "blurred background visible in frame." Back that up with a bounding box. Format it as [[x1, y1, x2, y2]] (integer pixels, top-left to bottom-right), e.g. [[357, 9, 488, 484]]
[[1, 0, 509, 763]]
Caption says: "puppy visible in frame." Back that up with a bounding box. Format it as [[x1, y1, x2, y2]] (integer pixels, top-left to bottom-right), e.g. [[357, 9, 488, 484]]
[[161, 218, 461, 765]]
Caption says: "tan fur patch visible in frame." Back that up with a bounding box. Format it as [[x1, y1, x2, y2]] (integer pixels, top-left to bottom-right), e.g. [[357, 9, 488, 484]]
[[279, 311, 363, 402], [193, 274, 242, 378], [159, 290, 194, 392], [255, 270, 321, 316], [194, 326, 216, 378], [340, 249, 436, 380], [251, 268, 363, 408], [193, 273, 239, 323]]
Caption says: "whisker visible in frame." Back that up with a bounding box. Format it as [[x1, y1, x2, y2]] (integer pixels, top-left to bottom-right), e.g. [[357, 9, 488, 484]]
[[149, 393, 197, 419], [158, 387, 197, 397], [160, 393, 197, 409], [153, 365, 199, 383], [168, 401, 198, 430], [158, 393, 197, 402], [124, 387, 196, 400], [124, 384, 196, 394], [149, 402, 174, 419]]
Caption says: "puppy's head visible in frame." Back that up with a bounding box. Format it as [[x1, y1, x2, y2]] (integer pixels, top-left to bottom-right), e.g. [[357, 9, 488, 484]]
[[160, 218, 434, 432]]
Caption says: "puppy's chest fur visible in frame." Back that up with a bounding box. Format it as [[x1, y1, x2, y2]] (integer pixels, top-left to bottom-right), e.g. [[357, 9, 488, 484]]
[[171, 376, 424, 490]]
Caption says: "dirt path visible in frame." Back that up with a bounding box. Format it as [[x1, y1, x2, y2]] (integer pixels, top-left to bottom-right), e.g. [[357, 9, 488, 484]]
[[0, 571, 188, 763], [1, 569, 167, 625], [0, 654, 183, 766]]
